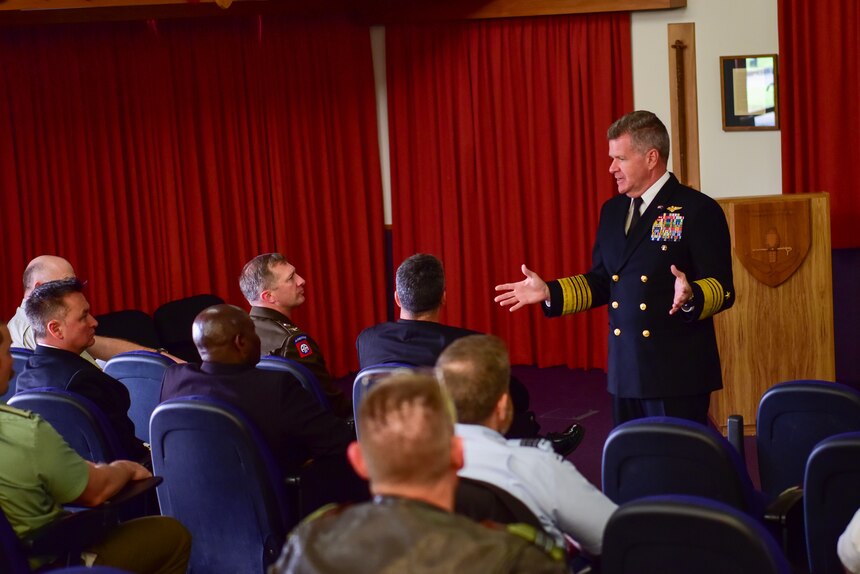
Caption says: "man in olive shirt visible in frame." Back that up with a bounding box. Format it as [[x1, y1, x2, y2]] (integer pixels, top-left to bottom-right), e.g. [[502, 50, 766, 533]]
[[239, 253, 350, 417], [0, 320, 190, 573]]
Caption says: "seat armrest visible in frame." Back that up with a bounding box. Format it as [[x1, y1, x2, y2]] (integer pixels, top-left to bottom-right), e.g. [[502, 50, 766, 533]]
[[726, 414, 745, 462], [763, 486, 805, 566], [103, 476, 162, 507], [22, 507, 111, 557], [32, 479, 162, 553]]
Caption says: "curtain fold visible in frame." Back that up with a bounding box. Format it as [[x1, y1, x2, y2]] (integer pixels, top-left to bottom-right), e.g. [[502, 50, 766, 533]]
[[386, 13, 632, 368], [778, 0, 860, 248], [0, 16, 386, 376]]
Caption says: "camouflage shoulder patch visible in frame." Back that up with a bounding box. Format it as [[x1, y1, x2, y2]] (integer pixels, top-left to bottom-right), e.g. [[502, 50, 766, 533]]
[[505, 523, 566, 562]]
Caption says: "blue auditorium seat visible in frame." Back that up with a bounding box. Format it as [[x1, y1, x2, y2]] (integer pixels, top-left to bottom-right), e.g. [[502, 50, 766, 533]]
[[150, 396, 294, 574], [804, 431, 860, 574], [104, 350, 176, 443], [257, 355, 330, 411], [2, 348, 33, 404], [601, 495, 791, 574], [602, 416, 764, 516], [352, 363, 415, 431], [8, 388, 129, 462], [757, 380, 860, 498], [152, 294, 223, 362]]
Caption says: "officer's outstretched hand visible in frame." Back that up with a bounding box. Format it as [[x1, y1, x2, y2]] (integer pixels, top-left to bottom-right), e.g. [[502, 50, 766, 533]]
[[494, 264, 550, 312], [669, 264, 692, 315]]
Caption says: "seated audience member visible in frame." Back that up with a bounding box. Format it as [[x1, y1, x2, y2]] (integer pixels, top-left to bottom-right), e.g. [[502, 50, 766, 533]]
[[840, 507, 860, 574], [269, 372, 566, 574], [15, 278, 149, 461], [436, 334, 617, 556], [159, 304, 364, 510], [8, 255, 180, 364], [239, 253, 350, 418], [357, 252, 582, 452], [0, 320, 191, 573]]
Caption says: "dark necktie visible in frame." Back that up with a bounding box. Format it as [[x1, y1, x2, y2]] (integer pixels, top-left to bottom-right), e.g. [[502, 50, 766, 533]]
[[627, 197, 644, 236]]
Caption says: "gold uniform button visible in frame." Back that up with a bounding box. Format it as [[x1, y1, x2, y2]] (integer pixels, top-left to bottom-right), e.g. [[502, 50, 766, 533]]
[[612, 275, 619, 282], [661, 245, 668, 252], [642, 330, 651, 338], [611, 301, 619, 309], [640, 275, 648, 283], [614, 328, 621, 336], [640, 303, 647, 311]]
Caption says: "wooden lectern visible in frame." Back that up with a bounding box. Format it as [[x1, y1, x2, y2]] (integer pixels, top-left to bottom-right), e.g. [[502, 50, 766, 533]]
[[709, 193, 835, 434]]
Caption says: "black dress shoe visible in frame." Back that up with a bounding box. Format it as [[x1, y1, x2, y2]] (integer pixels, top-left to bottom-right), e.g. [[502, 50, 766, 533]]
[[545, 423, 585, 457]]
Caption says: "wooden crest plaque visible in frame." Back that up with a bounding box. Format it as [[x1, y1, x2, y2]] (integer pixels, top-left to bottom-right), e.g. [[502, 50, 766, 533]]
[[733, 199, 811, 287]]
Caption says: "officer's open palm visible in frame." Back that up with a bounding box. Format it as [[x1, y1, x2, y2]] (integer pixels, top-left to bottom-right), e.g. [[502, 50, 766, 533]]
[[669, 264, 692, 315], [494, 264, 549, 312]]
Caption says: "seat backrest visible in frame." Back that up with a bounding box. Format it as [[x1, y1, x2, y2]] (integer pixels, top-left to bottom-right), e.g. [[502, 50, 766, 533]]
[[150, 396, 293, 574], [601, 495, 791, 574], [3, 348, 33, 404], [804, 431, 860, 574], [257, 355, 330, 411], [757, 380, 860, 498], [0, 506, 30, 574], [352, 363, 415, 426], [454, 477, 544, 532], [104, 351, 176, 443], [94, 309, 161, 349], [8, 388, 125, 461], [152, 294, 224, 362], [602, 416, 761, 516]]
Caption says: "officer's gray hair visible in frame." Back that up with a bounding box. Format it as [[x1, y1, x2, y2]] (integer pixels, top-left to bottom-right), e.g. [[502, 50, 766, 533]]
[[239, 253, 289, 303], [607, 110, 670, 162]]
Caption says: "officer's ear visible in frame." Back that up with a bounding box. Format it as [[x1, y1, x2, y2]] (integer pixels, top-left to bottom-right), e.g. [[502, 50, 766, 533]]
[[394, 291, 402, 310], [259, 288, 275, 305], [347, 441, 370, 480], [450, 435, 464, 472]]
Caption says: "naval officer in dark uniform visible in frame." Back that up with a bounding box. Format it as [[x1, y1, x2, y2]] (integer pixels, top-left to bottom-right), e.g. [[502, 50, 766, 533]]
[[495, 110, 734, 426], [239, 253, 351, 418]]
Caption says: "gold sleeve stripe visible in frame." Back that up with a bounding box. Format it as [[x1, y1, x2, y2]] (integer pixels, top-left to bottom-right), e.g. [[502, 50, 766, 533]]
[[559, 275, 592, 316], [694, 277, 725, 320]]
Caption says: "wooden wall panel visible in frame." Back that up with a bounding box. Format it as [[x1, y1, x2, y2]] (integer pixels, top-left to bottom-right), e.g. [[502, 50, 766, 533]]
[[710, 193, 835, 434]]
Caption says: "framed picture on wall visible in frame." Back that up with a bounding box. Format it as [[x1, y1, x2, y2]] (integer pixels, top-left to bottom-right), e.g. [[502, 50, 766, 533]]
[[720, 54, 779, 131]]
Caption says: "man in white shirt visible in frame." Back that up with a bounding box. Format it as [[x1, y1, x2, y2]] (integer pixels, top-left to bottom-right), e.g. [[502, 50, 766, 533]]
[[436, 334, 617, 556]]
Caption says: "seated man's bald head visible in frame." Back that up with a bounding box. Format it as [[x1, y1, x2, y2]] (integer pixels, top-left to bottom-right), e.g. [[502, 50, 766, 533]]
[[23, 255, 76, 297], [192, 304, 261, 365]]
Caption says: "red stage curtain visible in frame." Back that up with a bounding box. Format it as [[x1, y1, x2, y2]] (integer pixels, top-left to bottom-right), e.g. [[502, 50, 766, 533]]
[[778, 0, 860, 248], [0, 16, 386, 375], [386, 13, 632, 368]]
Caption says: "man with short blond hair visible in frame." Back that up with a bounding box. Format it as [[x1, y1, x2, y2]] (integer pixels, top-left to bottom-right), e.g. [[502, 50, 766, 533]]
[[270, 372, 565, 574], [437, 334, 617, 557]]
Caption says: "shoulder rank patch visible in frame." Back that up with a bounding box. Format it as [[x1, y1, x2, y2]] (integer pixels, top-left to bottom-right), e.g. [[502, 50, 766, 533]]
[[505, 523, 566, 562], [294, 335, 313, 358]]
